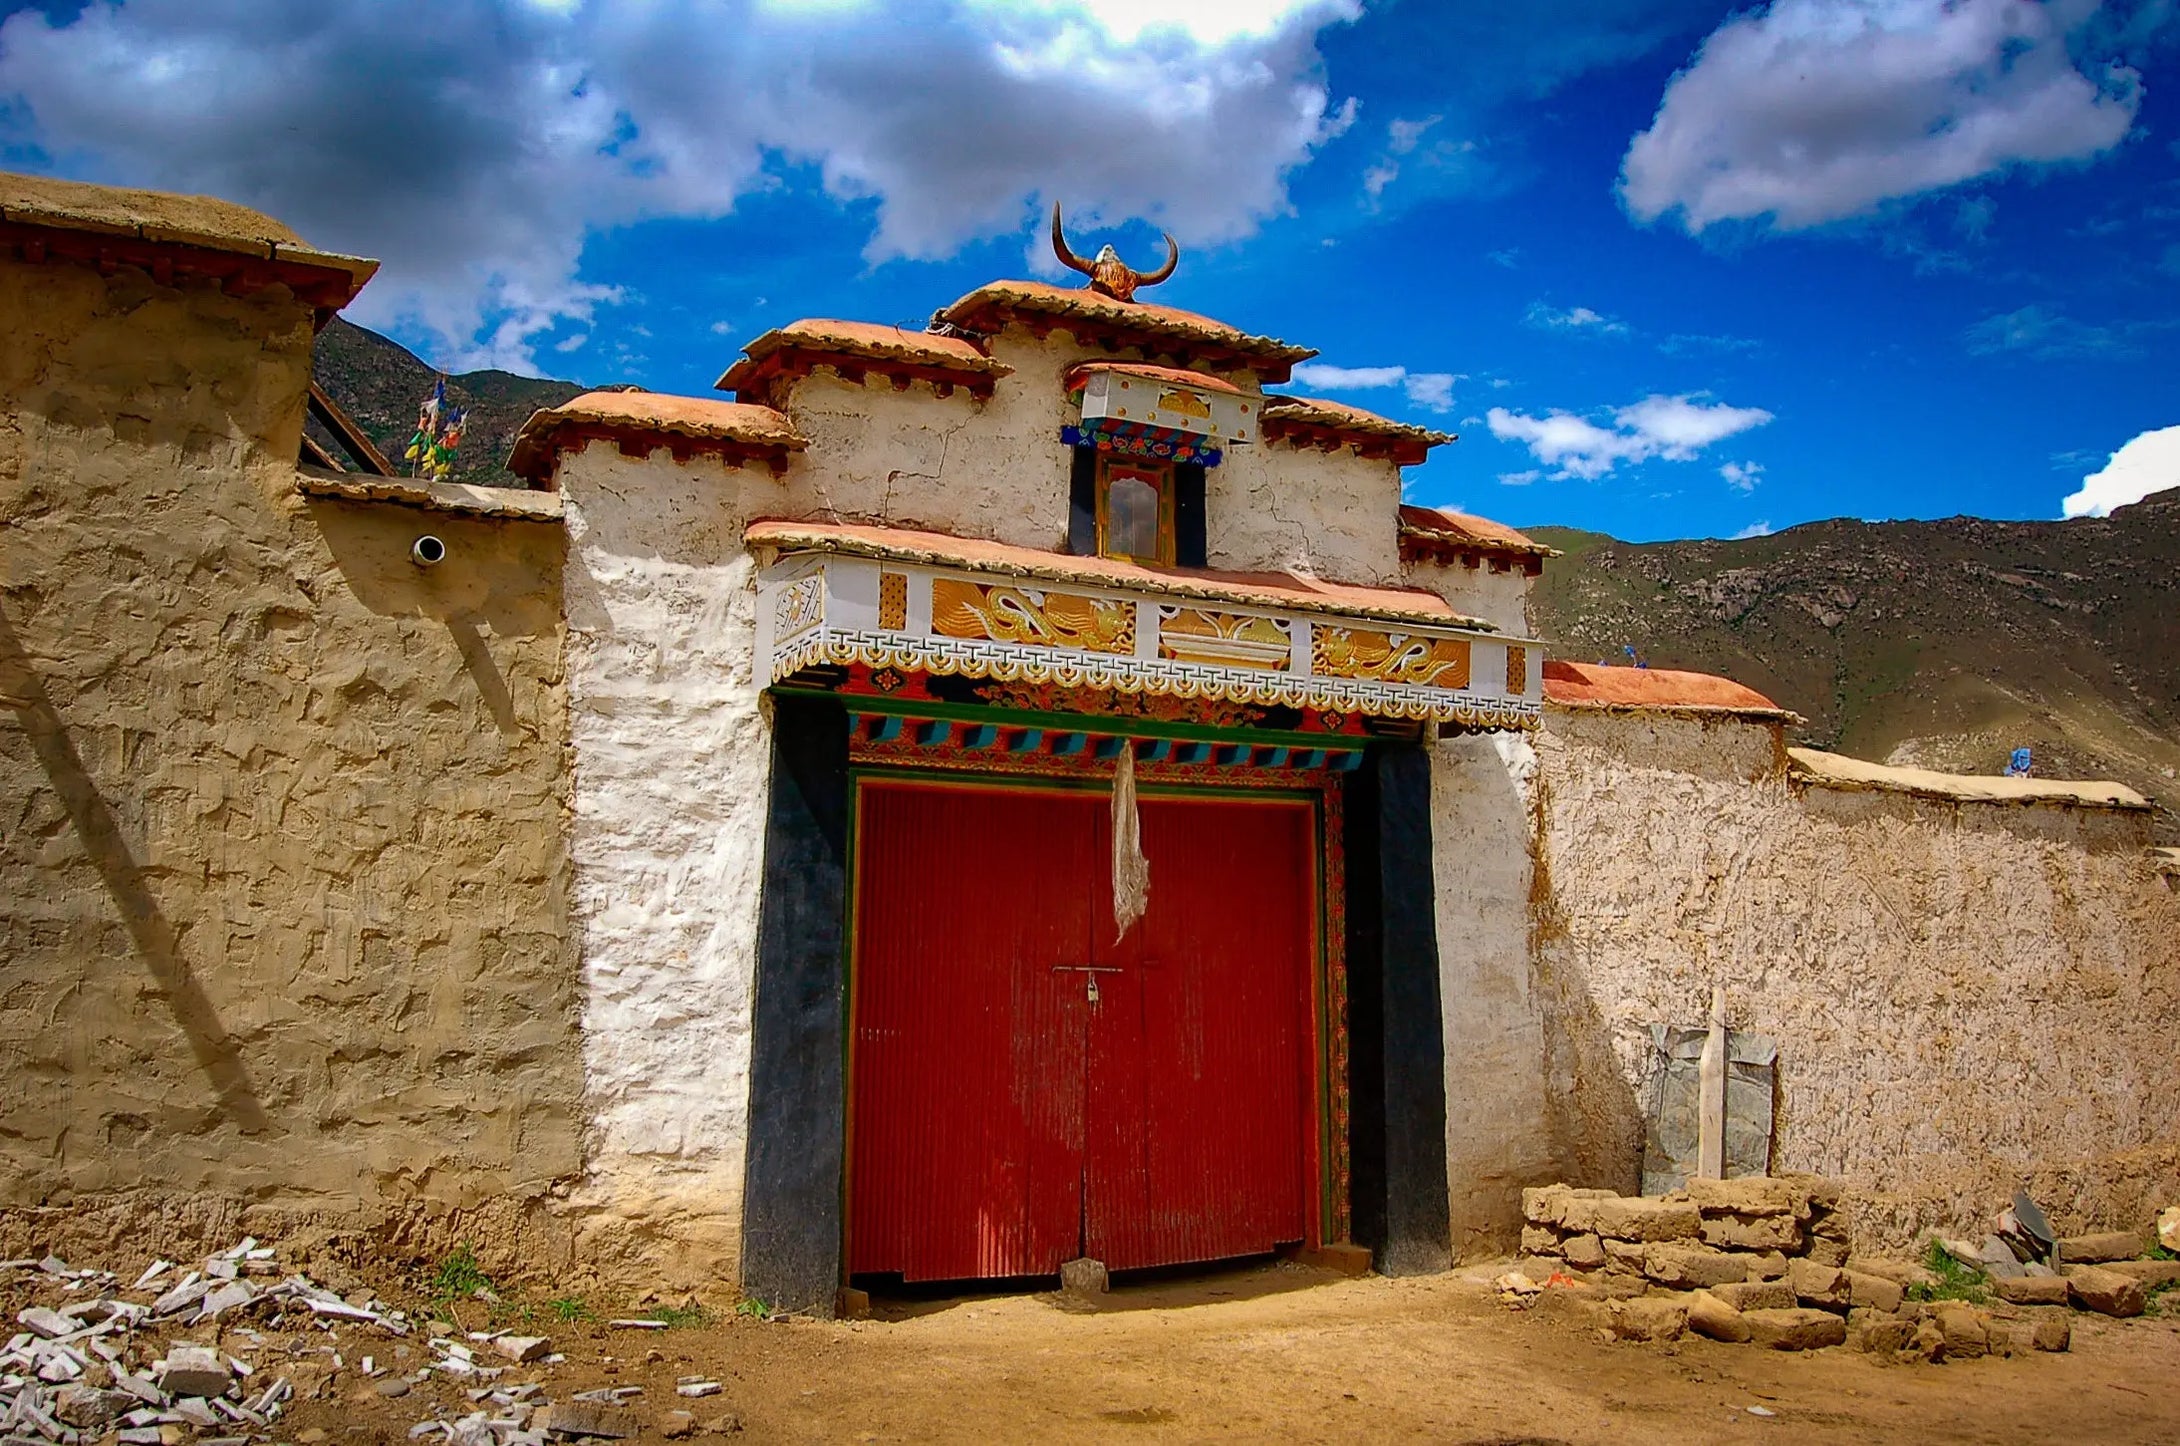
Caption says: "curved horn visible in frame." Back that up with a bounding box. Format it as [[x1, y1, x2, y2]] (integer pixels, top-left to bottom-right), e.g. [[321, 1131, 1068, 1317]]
[[1136, 232, 1179, 289], [1050, 202, 1095, 278]]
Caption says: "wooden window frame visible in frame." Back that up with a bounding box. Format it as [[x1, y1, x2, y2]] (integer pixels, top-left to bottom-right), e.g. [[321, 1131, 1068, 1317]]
[[1094, 456, 1176, 566]]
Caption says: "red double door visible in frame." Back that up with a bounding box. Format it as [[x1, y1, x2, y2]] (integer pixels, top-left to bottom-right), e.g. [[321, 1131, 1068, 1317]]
[[848, 780, 1319, 1283]]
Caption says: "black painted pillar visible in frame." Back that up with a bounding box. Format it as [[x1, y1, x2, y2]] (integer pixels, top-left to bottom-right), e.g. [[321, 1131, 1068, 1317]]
[[740, 694, 851, 1315], [1345, 742, 1453, 1275]]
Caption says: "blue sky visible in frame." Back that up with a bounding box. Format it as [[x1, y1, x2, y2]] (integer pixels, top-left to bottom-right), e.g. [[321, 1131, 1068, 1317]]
[[2, 0, 2176, 541]]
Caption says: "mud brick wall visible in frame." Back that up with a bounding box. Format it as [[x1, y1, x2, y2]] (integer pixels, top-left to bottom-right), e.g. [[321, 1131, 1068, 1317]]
[[1528, 708, 2180, 1247], [0, 253, 582, 1241]]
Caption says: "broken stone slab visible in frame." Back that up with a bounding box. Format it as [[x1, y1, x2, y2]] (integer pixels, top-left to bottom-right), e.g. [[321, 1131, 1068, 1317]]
[[54, 1384, 134, 1430], [1682, 1177, 1811, 1220], [1711, 1280, 1796, 1313], [2031, 1312, 2072, 1352], [1803, 1237, 1850, 1268], [1521, 1185, 1618, 1232], [2158, 1206, 2180, 1255], [492, 1336, 551, 1364], [2066, 1266, 2147, 1318], [1600, 1239, 1647, 1271], [1743, 1308, 1847, 1351], [1846, 1255, 1938, 1291], [1788, 1260, 1850, 1311], [1844, 1271, 1904, 1314], [1642, 1245, 1747, 1291], [17, 1306, 76, 1339], [197, 1282, 257, 1320], [1590, 1198, 1702, 1245], [1561, 1234, 1606, 1270], [1855, 1314, 1913, 1355], [1606, 1296, 1687, 1342], [540, 1401, 641, 1439], [157, 1345, 233, 1398], [1994, 1275, 2069, 1306], [1060, 1258, 1109, 1297], [1932, 1304, 1988, 1360], [2097, 1258, 2180, 1288], [674, 1382, 722, 1399], [1698, 1214, 1805, 1253], [1686, 1290, 1750, 1344], [2057, 1231, 2143, 1264]]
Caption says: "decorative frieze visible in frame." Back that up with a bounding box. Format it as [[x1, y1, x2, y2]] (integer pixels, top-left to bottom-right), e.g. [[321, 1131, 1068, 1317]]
[[757, 551, 1543, 729]]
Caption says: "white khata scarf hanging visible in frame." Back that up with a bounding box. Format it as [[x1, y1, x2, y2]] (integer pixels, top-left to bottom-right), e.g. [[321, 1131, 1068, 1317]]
[[1111, 743, 1150, 940]]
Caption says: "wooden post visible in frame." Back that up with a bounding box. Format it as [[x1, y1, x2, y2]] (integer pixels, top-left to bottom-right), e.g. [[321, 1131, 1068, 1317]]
[[1697, 986, 1727, 1180]]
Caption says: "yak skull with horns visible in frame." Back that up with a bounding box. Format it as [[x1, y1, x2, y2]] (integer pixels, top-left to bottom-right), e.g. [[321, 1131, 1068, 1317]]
[[1051, 203, 1178, 304]]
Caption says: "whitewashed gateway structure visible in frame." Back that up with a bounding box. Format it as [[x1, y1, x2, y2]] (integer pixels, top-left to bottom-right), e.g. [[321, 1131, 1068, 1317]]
[[6, 173, 2174, 1312], [503, 263, 1557, 1311]]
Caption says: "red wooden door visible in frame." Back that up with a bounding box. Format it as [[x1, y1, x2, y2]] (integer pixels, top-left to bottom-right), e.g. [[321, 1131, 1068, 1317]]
[[848, 782, 1096, 1282], [848, 780, 1316, 1283], [1088, 797, 1315, 1270]]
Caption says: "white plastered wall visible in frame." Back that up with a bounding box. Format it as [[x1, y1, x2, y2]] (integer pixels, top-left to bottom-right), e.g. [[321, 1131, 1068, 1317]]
[[557, 440, 782, 1291], [1429, 730, 1555, 1258], [765, 328, 1410, 584], [1401, 555, 1533, 635]]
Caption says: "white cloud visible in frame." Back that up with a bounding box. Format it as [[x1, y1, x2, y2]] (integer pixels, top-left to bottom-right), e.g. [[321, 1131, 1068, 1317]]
[[1720, 460, 1763, 491], [1497, 470, 1541, 486], [1621, 0, 2141, 235], [2061, 424, 2180, 518], [0, 0, 1359, 370], [1487, 393, 1774, 480], [1525, 301, 1630, 336], [1286, 361, 1457, 413], [1965, 304, 2133, 359], [1731, 520, 1774, 539]]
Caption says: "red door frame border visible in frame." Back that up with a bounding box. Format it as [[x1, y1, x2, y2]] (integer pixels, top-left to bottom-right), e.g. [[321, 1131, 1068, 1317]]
[[839, 763, 1347, 1281]]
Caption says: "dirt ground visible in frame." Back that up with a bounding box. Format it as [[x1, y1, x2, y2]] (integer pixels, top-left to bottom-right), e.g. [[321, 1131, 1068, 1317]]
[[246, 1259, 2180, 1445]]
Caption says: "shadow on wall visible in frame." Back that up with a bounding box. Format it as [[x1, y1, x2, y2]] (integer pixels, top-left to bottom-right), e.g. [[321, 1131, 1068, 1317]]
[[1527, 764, 1646, 1194], [303, 496, 564, 740], [0, 605, 273, 1135]]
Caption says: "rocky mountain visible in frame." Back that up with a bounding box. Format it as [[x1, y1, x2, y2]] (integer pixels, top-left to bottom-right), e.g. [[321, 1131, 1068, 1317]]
[[1526, 492, 2180, 840], [308, 317, 583, 489]]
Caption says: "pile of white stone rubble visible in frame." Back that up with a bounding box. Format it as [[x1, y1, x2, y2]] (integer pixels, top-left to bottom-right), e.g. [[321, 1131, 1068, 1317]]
[[0, 1240, 361, 1443], [1498, 1177, 2176, 1360], [0, 1239, 725, 1444]]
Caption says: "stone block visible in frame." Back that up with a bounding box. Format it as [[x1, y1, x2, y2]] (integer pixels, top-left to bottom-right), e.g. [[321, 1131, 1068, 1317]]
[[1590, 1198, 1701, 1244], [1607, 1296, 1687, 1342], [2066, 1266, 2146, 1318], [2031, 1312, 2071, 1352], [1845, 1271, 1904, 1313], [1060, 1258, 1109, 1297], [2098, 1258, 2180, 1288], [1993, 1276, 2068, 1306], [1520, 1226, 1561, 1256], [1598, 1274, 1650, 1300], [1854, 1314, 1912, 1354], [1904, 1318, 1945, 1362], [2057, 1231, 2142, 1264], [54, 1386, 132, 1430], [157, 1346, 231, 1398], [1788, 1260, 1850, 1311], [1804, 1237, 1850, 1268], [1742, 1308, 1847, 1351], [1932, 1305, 1987, 1360], [541, 1402, 640, 1439], [1686, 1290, 1750, 1344], [1747, 1251, 1789, 1280], [1523, 1185, 1616, 1232], [2159, 1206, 2180, 1255], [1699, 1214, 1805, 1253], [1562, 1234, 1606, 1270], [1644, 1245, 1748, 1290], [493, 1336, 551, 1363], [1602, 1239, 1648, 1270], [1684, 1177, 1809, 1219], [1845, 1256, 1937, 1290], [1712, 1280, 1796, 1313]]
